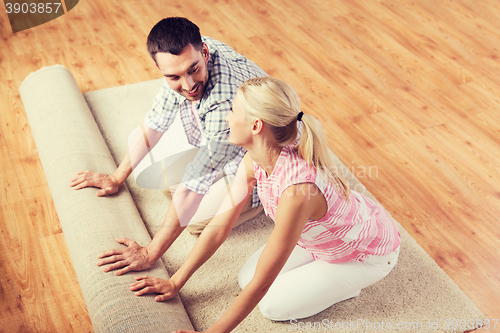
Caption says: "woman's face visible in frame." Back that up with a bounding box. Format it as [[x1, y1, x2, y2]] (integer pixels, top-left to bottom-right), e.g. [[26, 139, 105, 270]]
[[226, 95, 253, 147]]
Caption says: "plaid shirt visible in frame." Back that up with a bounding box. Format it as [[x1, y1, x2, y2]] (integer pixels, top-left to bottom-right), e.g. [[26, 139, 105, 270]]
[[144, 36, 267, 206]]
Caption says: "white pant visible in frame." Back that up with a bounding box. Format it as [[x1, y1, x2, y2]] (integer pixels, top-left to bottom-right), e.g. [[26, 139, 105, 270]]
[[163, 171, 263, 231], [238, 244, 400, 321]]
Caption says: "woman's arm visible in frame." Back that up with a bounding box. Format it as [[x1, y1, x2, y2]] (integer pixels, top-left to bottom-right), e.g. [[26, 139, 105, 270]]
[[199, 182, 327, 333], [130, 153, 257, 299]]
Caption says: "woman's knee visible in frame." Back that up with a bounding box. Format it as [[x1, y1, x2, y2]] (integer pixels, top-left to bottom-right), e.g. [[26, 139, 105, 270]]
[[238, 245, 266, 288], [258, 297, 294, 321], [237, 262, 255, 289]]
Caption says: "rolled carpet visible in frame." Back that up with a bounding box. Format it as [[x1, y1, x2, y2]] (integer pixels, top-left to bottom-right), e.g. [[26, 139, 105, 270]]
[[20, 65, 193, 333]]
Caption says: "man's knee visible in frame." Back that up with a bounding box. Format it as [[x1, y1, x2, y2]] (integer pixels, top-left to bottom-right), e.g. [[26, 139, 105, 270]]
[[161, 184, 179, 200], [185, 219, 211, 236]]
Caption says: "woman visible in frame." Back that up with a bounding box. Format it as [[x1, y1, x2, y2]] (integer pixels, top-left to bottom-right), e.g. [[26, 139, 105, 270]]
[[130, 77, 401, 333]]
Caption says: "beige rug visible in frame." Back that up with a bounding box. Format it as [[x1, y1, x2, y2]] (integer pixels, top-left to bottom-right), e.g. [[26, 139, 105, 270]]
[[23, 65, 485, 333], [84, 72, 486, 333]]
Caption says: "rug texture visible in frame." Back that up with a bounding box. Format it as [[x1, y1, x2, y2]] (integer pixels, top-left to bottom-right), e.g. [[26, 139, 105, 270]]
[[22, 66, 485, 333]]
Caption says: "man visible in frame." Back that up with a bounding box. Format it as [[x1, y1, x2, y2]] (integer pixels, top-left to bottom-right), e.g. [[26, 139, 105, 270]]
[[70, 17, 266, 275]]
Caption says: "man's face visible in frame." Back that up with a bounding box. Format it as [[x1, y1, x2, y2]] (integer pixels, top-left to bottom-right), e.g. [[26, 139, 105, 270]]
[[155, 43, 210, 101]]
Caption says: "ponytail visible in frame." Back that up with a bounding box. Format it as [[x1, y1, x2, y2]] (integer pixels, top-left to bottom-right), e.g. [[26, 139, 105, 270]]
[[298, 113, 351, 200]]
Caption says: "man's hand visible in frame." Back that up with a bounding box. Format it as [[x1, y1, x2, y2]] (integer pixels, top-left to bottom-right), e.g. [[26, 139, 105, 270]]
[[130, 275, 180, 302], [70, 171, 121, 197], [97, 238, 154, 275]]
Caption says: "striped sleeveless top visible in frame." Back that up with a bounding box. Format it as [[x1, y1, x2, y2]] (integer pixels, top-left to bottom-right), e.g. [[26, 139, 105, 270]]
[[254, 144, 401, 263]]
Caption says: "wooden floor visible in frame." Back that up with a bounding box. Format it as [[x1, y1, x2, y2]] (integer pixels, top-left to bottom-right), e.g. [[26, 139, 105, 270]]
[[1, 0, 499, 331]]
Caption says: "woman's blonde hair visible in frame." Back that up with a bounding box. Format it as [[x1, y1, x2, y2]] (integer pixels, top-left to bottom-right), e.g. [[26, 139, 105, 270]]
[[237, 77, 351, 200]]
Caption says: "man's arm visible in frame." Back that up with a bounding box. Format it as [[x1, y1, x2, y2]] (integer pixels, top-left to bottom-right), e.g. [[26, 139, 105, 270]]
[[71, 76, 177, 195], [70, 123, 163, 196]]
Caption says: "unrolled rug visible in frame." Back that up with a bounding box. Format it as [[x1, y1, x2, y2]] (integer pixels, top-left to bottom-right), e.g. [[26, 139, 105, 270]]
[[22, 66, 485, 333]]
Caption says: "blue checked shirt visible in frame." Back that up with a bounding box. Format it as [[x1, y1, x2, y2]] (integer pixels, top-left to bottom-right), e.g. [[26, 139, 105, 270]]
[[144, 36, 267, 207]]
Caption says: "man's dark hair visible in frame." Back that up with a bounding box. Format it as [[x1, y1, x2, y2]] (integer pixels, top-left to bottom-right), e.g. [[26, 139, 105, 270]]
[[147, 17, 203, 61]]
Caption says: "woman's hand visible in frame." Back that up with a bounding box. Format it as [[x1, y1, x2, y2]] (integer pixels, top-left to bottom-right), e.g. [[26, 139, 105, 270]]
[[70, 171, 121, 196], [130, 275, 180, 302], [171, 330, 204, 333]]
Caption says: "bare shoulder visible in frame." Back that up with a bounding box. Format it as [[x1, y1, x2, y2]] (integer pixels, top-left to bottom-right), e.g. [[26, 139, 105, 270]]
[[280, 183, 327, 221]]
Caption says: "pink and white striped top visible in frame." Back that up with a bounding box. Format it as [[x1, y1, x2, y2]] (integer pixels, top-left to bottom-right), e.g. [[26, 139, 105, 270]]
[[254, 144, 401, 263]]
